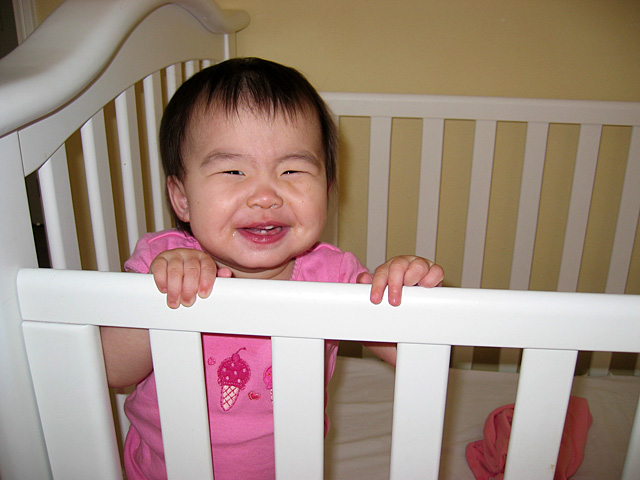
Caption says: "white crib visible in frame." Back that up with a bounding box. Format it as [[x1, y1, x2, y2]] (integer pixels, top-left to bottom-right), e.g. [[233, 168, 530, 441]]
[[1, 1, 639, 479]]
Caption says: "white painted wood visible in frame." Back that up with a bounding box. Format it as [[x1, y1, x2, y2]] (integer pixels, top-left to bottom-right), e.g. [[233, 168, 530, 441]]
[[185, 59, 200, 79], [415, 118, 444, 261], [557, 124, 602, 292], [16, 4, 236, 177], [115, 86, 146, 253], [0, 0, 249, 138], [509, 122, 549, 291], [455, 120, 496, 370], [166, 63, 183, 102], [80, 111, 120, 272], [37, 146, 82, 270], [272, 337, 325, 480], [17, 270, 640, 353], [143, 71, 172, 232], [320, 92, 640, 126], [366, 116, 392, 271], [390, 343, 450, 480], [0, 133, 51, 480], [11, 0, 37, 43], [461, 120, 497, 288], [22, 322, 122, 480], [149, 329, 214, 479], [504, 349, 578, 480], [606, 125, 640, 294]]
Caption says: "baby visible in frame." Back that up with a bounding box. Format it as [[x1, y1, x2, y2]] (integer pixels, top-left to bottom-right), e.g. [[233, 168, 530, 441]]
[[101, 57, 444, 480]]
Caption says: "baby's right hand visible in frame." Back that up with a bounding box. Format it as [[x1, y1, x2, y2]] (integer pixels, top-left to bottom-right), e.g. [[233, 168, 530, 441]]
[[149, 248, 231, 308]]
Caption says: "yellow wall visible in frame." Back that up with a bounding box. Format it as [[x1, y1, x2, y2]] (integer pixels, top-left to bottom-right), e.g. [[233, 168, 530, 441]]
[[219, 0, 640, 102]]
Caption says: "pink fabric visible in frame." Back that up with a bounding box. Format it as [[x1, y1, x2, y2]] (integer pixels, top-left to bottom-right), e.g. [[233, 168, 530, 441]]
[[466, 396, 592, 480], [122, 230, 367, 480]]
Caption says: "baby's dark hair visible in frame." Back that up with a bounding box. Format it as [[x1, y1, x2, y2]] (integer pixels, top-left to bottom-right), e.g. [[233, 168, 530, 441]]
[[159, 57, 338, 233]]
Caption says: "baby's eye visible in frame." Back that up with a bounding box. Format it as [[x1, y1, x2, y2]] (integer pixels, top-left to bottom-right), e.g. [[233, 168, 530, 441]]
[[282, 170, 301, 175], [223, 170, 244, 176]]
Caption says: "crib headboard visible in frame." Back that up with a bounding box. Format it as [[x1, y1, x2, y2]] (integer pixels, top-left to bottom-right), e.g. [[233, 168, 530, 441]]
[[1, 1, 640, 479], [0, 1, 248, 478]]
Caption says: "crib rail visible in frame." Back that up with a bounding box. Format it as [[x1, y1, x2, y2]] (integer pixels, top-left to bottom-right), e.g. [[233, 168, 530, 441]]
[[17, 268, 640, 479], [323, 92, 640, 373], [0, 0, 248, 138]]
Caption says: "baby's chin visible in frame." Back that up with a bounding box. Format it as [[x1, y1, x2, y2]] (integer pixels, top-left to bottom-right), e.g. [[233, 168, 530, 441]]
[[215, 258, 296, 281]]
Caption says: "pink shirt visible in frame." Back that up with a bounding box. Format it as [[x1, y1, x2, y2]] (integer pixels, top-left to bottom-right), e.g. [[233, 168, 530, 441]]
[[122, 230, 368, 480]]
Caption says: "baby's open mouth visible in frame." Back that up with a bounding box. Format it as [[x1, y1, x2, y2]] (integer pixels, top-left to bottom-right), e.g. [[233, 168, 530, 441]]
[[244, 225, 283, 235], [238, 224, 289, 244]]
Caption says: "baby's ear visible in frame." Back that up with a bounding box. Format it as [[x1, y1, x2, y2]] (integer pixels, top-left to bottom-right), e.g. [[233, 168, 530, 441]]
[[167, 175, 190, 222]]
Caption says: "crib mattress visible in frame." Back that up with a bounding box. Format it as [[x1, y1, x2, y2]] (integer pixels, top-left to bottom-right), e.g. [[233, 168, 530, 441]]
[[325, 356, 640, 479]]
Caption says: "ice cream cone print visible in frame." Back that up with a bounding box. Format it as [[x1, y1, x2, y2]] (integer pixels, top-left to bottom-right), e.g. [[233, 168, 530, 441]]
[[217, 348, 251, 411]]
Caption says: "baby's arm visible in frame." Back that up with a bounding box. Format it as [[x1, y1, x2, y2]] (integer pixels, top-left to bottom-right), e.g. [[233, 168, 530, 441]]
[[357, 255, 445, 366], [101, 326, 153, 388]]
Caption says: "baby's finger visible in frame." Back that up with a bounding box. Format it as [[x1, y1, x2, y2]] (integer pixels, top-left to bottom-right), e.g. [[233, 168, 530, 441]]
[[369, 266, 391, 305], [150, 257, 169, 294], [165, 257, 186, 309], [384, 258, 413, 306], [401, 257, 433, 287], [180, 256, 203, 307], [356, 272, 373, 285], [417, 263, 445, 288], [197, 257, 219, 299]]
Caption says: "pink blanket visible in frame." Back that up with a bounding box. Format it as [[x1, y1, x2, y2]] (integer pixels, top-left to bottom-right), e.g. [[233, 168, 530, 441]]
[[466, 396, 592, 480]]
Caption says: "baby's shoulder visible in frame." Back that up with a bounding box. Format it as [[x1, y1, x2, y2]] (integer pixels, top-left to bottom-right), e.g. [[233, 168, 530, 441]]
[[294, 243, 367, 283]]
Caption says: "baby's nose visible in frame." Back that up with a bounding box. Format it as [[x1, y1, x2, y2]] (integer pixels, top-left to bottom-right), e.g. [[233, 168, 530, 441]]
[[246, 183, 283, 209]]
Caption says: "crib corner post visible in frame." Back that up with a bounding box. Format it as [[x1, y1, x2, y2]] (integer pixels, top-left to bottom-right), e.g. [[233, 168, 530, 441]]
[[0, 132, 53, 480]]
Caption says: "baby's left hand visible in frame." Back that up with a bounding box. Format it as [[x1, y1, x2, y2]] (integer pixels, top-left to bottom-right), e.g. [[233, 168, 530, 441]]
[[358, 256, 444, 306]]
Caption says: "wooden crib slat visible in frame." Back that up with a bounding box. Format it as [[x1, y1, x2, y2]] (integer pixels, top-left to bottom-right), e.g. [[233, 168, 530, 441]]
[[38, 145, 82, 270], [149, 329, 214, 479], [185, 59, 200, 79], [557, 124, 602, 292], [499, 122, 549, 373], [509, 122, 549, 291], [80, 110, 120, 272], [165, 63, 183, 102], [606, 125, 640, 294], [366, 116, 393, 271], [504, 348, 577, 480], [390, 343, 451, 480], [115, 86, 146, 254], [454, 120, 497, 370], [143, 71, 172, 232], [415, 118, 444, 261], [272, 336, 325, 480], [461, 119, 497, 288], [22, 321, 122, 480]]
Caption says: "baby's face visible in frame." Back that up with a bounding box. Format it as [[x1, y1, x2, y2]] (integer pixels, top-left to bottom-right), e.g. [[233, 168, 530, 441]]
[[168, 106, 328, 280]]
